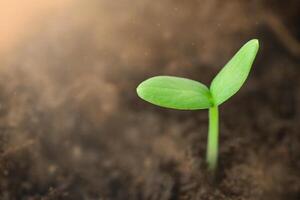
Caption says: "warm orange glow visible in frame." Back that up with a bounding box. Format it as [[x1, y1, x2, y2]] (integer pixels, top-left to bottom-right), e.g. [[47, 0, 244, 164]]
[[0, 0, 70, 55]]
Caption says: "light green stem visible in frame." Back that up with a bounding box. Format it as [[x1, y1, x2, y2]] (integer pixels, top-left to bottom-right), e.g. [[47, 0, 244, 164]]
[[207, 105, 219, 172]]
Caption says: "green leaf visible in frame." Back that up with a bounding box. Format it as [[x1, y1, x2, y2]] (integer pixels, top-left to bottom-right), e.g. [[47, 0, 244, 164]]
[[210, 39, 259, 105], [137, 76, 213, 110]]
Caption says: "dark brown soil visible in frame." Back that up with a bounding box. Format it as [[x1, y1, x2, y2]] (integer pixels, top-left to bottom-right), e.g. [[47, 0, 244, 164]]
[[0, 0, 299, 199]]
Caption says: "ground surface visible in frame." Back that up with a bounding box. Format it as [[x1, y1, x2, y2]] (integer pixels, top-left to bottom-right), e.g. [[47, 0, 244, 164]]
[[0, 0, 299, 199]]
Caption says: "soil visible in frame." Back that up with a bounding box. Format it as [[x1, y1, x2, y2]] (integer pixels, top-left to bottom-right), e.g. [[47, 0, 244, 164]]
[[0, 0, 299, 199]]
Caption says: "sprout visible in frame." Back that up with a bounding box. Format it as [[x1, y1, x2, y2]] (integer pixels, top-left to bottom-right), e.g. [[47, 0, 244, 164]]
[[136, 39, 259, 173]]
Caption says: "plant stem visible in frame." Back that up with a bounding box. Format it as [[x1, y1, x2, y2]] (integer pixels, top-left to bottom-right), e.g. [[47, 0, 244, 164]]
[[207, 105, 219, 172]]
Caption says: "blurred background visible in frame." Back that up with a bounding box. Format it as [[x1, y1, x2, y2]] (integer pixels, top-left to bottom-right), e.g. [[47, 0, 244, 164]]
[[0, 0, 299, 199]]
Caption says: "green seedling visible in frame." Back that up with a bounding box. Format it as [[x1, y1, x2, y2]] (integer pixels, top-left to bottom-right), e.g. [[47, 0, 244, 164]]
[[136, 39, 259, 172]]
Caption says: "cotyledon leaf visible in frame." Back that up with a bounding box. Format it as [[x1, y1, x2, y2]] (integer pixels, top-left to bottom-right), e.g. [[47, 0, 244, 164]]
[[210, 39, 259, 106], [136, 76, 213, 110]]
